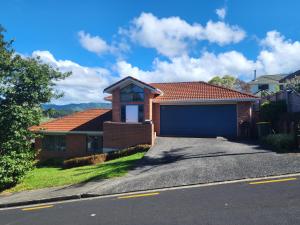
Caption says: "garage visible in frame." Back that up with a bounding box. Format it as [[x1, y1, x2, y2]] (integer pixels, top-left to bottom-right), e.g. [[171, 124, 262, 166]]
[[160, 104, 237, 137]]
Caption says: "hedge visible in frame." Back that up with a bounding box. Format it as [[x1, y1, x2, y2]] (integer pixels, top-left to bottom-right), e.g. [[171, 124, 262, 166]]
[[261, 133, 296, 152], [63, 144, 151, 169]]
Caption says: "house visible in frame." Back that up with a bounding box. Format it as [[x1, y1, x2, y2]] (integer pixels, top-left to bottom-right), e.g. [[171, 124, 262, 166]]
[[32, 76, 258, 160], [248, 74, 286, 96], [279, 70, 300, 85]]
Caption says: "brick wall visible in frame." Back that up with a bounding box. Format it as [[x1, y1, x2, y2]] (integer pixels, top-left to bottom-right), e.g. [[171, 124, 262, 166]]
[[144, 88, 154, 120], [35, 134, 88, 161], [112, 88, 121, 122], [103, 121, 154, 149], [152, 103, 160, 135], [237, 102, 253, 136]]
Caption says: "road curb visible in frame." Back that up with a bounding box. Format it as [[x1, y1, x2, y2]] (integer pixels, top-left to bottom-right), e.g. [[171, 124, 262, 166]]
[[0, 195, 83, 209]]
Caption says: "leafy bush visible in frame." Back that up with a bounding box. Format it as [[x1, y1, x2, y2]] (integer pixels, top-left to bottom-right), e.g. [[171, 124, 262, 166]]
[[261, 133, 296, 152], [260, 100, 287, 123], [63, 144, 151, 169], [107, 144, 151, 161], [0, 151, 35, 191], [63, 154, 108, 169]]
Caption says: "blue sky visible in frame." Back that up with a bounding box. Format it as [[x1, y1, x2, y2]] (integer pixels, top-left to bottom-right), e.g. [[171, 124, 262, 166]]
[[1, 0, 300, 104]]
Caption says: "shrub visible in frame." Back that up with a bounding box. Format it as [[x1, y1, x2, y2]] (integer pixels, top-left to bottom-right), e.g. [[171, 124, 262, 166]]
[[261, 133, 296, 152], [107, 144, 151, 161], [63, 154, 108, 169], [260, 100, 287, 123], [63, 144, 151, 169], [0, 151, 35, 191]]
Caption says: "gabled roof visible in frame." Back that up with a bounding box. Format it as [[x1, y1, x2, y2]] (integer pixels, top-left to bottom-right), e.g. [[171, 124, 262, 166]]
[[30, 109, 112, 133], [104, 76, 162, 95], [248, 74, 286, 85], [150, 82, 257, 103], [280, 70, 300, 82]]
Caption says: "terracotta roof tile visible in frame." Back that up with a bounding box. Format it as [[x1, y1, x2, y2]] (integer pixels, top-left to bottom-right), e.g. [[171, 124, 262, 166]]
[[151, 82, 257, 102], [30, 109, 112, 132]]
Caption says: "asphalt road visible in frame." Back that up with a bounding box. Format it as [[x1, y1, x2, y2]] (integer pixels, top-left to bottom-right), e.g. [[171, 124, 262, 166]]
[[1, 176, 300, 225]]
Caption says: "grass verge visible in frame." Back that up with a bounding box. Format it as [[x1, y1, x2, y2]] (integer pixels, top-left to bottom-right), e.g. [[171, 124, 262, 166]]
[[6, 152, 145, 193]]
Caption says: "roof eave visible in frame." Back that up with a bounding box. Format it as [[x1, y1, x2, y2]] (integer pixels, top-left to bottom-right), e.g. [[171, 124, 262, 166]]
[[155, 98, 259, 104]]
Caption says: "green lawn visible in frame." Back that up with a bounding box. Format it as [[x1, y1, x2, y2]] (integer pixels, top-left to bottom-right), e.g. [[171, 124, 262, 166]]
[[7, 152, 145, 193]]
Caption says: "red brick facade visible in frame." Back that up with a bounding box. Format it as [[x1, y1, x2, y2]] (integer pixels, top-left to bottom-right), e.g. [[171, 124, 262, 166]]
[[112, 88, 121, 122], [103, 121, 154, 149], [152, 103, 160, 135], [35, 134, 90, 161]]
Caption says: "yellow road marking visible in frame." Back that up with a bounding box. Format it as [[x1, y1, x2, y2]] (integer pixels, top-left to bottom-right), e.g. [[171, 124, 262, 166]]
[[21, 205, 54, 211], [118, 192, 160, 199], [249, 177, 297, 185]]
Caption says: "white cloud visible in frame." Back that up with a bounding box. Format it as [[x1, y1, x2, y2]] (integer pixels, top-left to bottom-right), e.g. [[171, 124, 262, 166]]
[[258, 30, 300, 74], [78, 31, 110, 55], [128, 12, 202, 57], [32, 50, 114, 104], [116, 30, 300, 83], [126, 12, 246, 57], [216, 7, 226, 20], [116, 51, 257, 83], [202, 21, 245, 45]]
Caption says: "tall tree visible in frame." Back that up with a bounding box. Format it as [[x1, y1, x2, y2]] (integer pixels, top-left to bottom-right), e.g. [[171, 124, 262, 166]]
[[0, 26, 71, 190], [208, 75, 251, 93]]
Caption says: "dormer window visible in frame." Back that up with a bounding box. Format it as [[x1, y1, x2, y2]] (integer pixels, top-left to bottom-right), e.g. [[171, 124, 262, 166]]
[[120, 84, 144, 102]]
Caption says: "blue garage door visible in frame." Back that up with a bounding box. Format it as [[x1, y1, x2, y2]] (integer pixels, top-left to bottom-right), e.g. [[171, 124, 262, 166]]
[[160, 104, 237, 137]]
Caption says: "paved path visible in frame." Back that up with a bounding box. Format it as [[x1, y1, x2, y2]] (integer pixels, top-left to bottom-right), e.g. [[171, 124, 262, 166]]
[[1, 176, 300, 225]]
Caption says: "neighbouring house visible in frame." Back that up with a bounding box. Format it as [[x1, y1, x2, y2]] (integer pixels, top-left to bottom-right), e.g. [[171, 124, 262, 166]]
[[30, 109, 112, 161], [248, 74, 286, 96], [280, 70, 300, 85], [32, 76, 258, 160]]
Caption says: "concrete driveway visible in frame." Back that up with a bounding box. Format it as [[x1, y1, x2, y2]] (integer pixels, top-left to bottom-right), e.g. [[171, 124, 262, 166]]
[[88, 137, 300, 195]]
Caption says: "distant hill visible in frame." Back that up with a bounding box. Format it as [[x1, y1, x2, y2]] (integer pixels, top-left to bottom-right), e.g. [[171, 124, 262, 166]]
[[42, 102, 111, 111], [42, 102, 111, 118]]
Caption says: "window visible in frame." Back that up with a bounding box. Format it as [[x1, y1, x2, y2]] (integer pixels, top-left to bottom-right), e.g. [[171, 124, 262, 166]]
[[258, 84, 269, 91], [121, 104, 144, 123], [120, 84, 144, 102], [42, 135, 66, 151], [279, 84, 284, 90], [87, 135, 103, 153]]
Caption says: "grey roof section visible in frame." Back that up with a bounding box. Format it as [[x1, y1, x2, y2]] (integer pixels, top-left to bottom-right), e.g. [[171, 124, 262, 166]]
[[248, 74, 286, 85], [280, 70, 300, 82]]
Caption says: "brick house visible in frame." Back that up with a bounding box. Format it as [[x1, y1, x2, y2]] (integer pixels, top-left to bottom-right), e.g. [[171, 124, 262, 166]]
[[32, 76, 258, 160]]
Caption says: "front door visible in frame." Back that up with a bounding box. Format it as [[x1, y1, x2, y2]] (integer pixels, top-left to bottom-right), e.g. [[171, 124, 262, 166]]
[[126, 105, 139, 123]]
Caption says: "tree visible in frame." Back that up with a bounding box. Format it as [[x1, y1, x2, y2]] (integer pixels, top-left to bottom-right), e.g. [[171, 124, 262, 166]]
[[0, 26, 71, 190], [208, 75, 251, 93]]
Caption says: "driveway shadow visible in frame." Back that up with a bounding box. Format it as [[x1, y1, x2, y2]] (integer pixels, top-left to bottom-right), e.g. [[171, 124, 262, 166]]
[[131, 142, 271, 174]]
